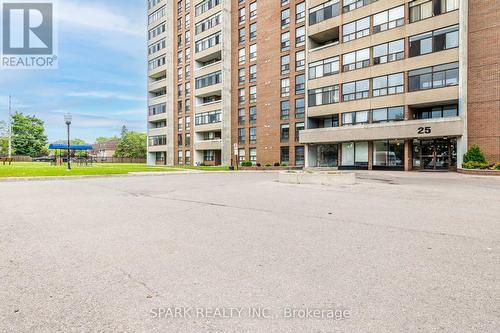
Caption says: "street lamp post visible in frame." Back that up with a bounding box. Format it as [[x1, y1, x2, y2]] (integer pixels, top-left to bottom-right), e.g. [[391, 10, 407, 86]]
[[64, 113, 72, 170]]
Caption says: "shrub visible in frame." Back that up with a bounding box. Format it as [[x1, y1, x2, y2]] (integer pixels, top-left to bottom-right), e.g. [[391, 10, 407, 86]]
[[240, 160, 253, 167], [281, 162, 288, 167], [274, 162, 280, 167], [492, 163, 500, 170], [463, 145, 487, 164], [256, 163, 261, 167], [462, 161, 490, 169], [264, 163, 272, 167]]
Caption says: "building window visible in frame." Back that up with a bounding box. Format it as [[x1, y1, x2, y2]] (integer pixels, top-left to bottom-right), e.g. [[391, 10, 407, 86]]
[[295, 146, 305, 166], [249, 64, 257, 82], [295, 26, 306, 47], [373, 6, 404, 33], [280, 147, 289, 165], [249, 23, 257, 41], [249, 127, 257, 144], [281, 78, 290, 97], [295, 122, 304, 142], [342, 79, 369, 101], [249, 86, 257, 103], [295, 98, 305, 118], [195, 110, 222, 125], [281, 55, 290, 75], [308, 56, 339, 79], [408, 62, 459, 91], [238, 88, 245, 103], [281, 8, 290, 29], [309, 0, 340, 26], [281, 100, 290, 120], [308, 85, 339, 106], [373, 140, 404, 167], [295, 74, 305, 94], [238, 48, 246, 64], [413, 105, 459, 119], [342, 110, 369, 126], [249, 44, 257, 62], [373, 39, 405, 65], [249, 106, 257, 124], [281, 32, 290, 51], [238, 128, 245, 144], [238, 108, 245, 125], [342, 17, 370, 43], [238, 148, 245, 164], [342, 48, 370, 72], [238, 68, 245, 85], [409, 0, 459, 23], [203, 150, 215, 162], [372, 73, 404, 97], [238, 27, 245, 44], [342, 142, 368, 167], [249, 148, 257, 164], [372, 107, 405, 123], [296, 2, 305, 23], [409, 25, 459, 57], [295, 50, 305, 71], [280, 124, 290, 142]]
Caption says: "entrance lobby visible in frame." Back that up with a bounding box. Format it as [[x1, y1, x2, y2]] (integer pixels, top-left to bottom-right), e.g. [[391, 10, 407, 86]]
[[412, 138, 457, 171]]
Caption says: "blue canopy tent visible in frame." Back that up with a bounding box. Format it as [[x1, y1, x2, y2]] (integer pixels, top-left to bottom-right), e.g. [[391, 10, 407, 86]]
[[49, 144, 94, 166], [49, 144, 93, 150]]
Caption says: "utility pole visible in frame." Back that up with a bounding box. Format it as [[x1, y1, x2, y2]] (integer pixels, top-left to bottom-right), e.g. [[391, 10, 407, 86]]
[[8, 95, 12, 158]]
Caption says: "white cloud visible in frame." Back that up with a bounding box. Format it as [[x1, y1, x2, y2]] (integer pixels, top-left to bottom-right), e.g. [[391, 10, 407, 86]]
[[57, 0, 144, 37], [66, 91, 146, 102]]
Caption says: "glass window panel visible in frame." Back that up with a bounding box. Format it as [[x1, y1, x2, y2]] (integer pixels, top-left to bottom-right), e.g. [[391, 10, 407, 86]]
[[342, 142, 355, 165], [355, 142, 368, 163]]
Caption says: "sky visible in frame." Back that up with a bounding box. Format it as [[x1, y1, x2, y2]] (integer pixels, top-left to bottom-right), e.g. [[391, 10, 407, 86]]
[[0, 0, 147, 143]]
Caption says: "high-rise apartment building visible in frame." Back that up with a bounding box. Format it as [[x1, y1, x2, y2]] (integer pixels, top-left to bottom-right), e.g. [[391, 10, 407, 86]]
[[147, 0, 499, 171]]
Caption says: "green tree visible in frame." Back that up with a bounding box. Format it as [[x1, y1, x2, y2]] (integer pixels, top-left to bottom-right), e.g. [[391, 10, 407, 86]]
[[95, 136, 119, 143], [0, 121, 8, 156], [114, 131, 147, 159], [120, 125, 128, 137], [463, 144, 487, 164], [11, 112, 48, 157]]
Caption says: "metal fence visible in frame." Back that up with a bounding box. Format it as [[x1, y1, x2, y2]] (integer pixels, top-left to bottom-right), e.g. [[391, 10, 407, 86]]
[[95, 157, 147, 164]]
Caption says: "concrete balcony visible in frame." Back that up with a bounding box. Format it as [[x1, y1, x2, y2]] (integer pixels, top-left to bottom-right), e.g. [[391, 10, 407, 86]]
[[300, 117, 464, 144], [148, 78, 167, 92], [148, 64, 167, 77], [195, 100, 222, 114], [194, 44, 222, 63], [148, 144, 168, 153], [195, 61, 222, 78], [308, 11, 459, 62], [148, 127, 167, 137], [148, 112, 167, 122], [194, 122, 222, 133], [195, 82, 222, 98], [308, 48, 459, 90], [195, 139, 222, 151], [307, 86, 459, 117], [148, 95, 166, 106]]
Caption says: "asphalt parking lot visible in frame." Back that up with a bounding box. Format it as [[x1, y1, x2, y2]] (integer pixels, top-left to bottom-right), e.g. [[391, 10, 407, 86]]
[[1, 172, 499, 332]]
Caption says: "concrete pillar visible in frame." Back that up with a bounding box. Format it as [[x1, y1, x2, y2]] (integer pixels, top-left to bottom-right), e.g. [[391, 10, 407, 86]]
[[368, 141, 373, 170]]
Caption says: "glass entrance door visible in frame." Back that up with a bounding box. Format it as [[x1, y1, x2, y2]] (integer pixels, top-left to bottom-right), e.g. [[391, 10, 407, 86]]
[[413, 138, 457, 171]]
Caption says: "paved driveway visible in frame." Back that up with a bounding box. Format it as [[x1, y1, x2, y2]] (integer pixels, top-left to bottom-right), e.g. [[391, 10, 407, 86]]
[[0, 172, 499, 332]]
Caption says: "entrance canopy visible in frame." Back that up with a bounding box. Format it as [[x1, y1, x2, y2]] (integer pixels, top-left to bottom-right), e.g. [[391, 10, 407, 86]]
[[49, 144, 93, 150]]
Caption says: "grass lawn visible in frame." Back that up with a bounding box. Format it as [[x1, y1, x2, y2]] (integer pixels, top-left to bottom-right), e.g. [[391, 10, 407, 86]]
[[0, 162, 182, 178]]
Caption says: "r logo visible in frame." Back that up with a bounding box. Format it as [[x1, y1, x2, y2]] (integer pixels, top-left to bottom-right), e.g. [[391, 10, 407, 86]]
[[2, 2, 53, 55]]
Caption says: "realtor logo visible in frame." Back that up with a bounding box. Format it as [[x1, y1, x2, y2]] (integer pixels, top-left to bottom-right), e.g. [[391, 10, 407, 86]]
[[1, 0, 57, 69]]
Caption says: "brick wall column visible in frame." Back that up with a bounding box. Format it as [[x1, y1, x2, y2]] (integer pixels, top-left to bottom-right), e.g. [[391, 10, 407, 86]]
[[405, 139, 412, 171]]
